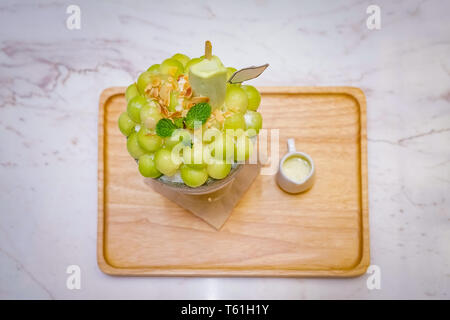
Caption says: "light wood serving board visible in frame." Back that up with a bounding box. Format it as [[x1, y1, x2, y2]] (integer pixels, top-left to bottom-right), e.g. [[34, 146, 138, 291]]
[[98, 87, 369, 277]]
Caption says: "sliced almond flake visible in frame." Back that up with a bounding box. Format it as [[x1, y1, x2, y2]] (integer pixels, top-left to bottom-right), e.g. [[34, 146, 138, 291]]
[[159, 84, 172, 106], [182, 86, 192, 98], [190, 96, 210, 104], [149, 87, 159, 98], [214, 109, 224, 122], [206, 117, 221, 129], [160, 105, 169, 117], [166, 95, 172, 106], [168, 111, 182, 119]]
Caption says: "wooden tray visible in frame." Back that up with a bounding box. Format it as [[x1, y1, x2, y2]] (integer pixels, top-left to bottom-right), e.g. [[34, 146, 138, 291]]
[[98, 87, 369, 277]]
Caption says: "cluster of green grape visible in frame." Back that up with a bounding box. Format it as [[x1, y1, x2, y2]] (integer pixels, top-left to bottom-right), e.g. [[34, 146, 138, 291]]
[[223, 84, 263, 136], [118, 53, 263, 188]]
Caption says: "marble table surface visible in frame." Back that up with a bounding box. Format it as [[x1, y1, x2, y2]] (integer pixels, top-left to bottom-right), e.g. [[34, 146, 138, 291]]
[[0, 0, 449, 299]]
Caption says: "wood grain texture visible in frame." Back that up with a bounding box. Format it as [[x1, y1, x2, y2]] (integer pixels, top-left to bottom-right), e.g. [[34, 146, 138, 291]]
[[97, 87, 370, 277]]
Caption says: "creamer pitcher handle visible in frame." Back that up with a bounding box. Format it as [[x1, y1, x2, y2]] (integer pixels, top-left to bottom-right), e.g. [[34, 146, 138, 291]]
[[287, 138, 296, 153]]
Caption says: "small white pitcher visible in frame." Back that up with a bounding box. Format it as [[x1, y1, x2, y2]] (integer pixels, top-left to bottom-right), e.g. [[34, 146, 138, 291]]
[[276, 138, 315, 194]]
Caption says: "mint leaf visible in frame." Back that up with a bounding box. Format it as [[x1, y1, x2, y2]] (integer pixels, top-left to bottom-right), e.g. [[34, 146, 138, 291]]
[[173, 117, 185, 129], [156, 118, 176, 137], [185, 103, 211, 129]]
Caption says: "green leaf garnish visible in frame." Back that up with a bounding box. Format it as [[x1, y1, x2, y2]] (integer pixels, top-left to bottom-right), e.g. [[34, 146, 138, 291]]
[[173, 117, 185, 129], [185, 102, 211, 129], [156, 118, 177, 137]]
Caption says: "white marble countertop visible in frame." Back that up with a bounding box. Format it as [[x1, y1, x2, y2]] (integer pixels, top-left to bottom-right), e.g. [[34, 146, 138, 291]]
[[0, 0, 449, 299]]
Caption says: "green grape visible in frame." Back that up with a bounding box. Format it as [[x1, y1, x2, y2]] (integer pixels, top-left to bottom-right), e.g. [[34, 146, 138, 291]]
[[140, 103, 162, 129], [202, 143, 214, 165], [224, 113, 246, 132], [165, 129, 192, 149], [234, 134, 253, 161], [207, 159, 231, 179], [160, 58, 184, 78], [172, 53, 190, 67], [168, 90, 179, 112], [180, 165, 208, 188], [202, 127, 222, 143], [138, 154, 161, 178], [147, 64, 160, 74], [226, 67, 237, 80], [155, 148, 181, 176], [118, 112, 136, 137], [137, 127, 163, 152], [125, 83, 139, 102], [127, 132, 146, 159], [127, 95, 148, 123], [137, 71, 155, 94], [184, 57, 203, 73], [242, 85, 261, 111], [225, 85, 248, 113], [244, 110, 262, 136], [211, 133, 235, 161], [182, 144, 207, 169], [230, 128, 247, 138]]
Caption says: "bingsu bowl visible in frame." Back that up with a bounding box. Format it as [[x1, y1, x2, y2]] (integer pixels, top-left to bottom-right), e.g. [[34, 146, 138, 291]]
[[118, 41, 264, 194]]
